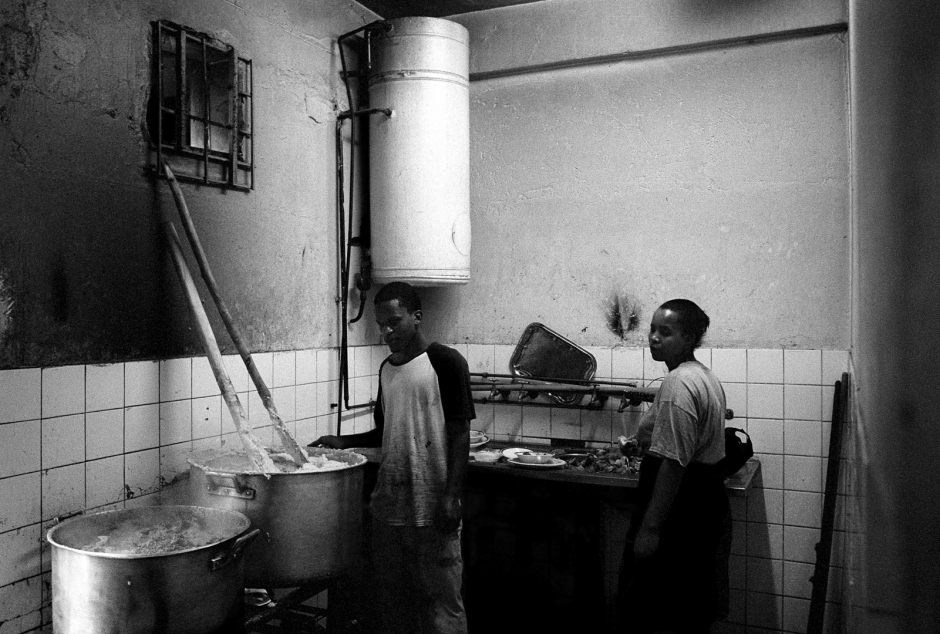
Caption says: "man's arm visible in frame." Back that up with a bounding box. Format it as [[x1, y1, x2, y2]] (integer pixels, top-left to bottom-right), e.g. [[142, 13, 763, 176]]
[[312, 378, 385, 450], [436, 417, 470, 532]]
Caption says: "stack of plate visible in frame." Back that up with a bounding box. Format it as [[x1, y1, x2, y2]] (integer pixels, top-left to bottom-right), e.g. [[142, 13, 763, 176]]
[[470, 430, 488, 449]]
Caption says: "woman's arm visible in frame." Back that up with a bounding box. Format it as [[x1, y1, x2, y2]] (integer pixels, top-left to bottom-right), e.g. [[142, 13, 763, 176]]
[[636, 414, 655, 451], [634, 457, 685, 558]]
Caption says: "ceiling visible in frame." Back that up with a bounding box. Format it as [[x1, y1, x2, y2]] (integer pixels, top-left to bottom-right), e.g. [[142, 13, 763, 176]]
[[355, 0, 543, 19]]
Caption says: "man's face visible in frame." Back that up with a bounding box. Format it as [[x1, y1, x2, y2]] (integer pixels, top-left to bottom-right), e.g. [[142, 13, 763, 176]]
[[375, 299, 421, 353]]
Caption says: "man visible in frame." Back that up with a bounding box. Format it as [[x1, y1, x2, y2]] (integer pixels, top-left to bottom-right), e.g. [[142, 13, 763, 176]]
[[313, 281, 474, 634]]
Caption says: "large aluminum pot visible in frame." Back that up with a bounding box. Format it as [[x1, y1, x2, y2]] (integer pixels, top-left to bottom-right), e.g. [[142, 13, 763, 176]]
[[47, 505, 258, 634], [188, 447, 367, 587]]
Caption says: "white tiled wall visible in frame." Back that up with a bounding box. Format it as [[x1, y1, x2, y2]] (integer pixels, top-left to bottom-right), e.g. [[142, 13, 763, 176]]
[[464, 344, 851, 634], [0, 345, 850, 634], [0, 347, 375, 632]]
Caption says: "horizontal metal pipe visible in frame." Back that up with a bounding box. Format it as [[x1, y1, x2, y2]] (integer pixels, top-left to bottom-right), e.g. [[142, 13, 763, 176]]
[[472, 397, 608, 411], [338, 107, 392, 120], [470, 383, 657, 398], [470, 372, 637, 388]]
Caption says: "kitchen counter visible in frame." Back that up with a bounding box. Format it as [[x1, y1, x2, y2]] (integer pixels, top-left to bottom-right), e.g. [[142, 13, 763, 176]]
[[350, 441, 757, 631], [351, 441, 760, 496]]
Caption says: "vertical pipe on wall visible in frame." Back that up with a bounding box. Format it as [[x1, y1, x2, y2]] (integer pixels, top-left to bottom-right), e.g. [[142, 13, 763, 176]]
[[334, 23, 389, 434], [335, 117, 350, 435]]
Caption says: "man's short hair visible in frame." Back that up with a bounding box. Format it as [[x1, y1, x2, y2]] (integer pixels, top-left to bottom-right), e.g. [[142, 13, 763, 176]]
[[374, 282, 422, 313]]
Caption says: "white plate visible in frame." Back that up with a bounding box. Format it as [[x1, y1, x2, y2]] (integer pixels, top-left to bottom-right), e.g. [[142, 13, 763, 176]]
[[501, 447, 529, 460], [469, 435, 489, 449], [508, 457, 566, 470]]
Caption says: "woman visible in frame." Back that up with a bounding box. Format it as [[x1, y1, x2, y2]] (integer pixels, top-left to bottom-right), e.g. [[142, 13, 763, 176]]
[[618, 299, 729, 634]]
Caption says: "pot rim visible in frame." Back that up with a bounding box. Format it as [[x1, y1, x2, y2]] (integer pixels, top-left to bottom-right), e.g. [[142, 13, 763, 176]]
[[187, 446, 368, 477], [46, 505, 251, 560]]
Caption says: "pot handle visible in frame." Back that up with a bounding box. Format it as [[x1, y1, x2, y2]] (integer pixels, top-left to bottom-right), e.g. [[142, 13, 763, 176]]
[[205, 473, 256, 500], [210, 528, 261, 572]]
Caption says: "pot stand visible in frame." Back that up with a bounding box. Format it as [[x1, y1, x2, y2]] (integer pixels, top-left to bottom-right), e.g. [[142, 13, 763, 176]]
[[243, 576, 362, 633]]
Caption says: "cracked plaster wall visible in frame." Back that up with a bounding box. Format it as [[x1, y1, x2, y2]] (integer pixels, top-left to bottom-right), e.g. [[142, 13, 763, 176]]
[[0, 0, 852, 369], [0, 0, 378, 369], [426, 0, 850, 350]]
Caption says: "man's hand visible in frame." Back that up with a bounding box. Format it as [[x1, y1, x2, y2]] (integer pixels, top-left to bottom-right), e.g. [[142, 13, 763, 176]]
[[309, 435, 345, 449], [435, 493, 462, 533]]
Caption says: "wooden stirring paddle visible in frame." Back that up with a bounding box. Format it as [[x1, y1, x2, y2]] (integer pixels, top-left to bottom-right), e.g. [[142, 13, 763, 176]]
[[160, 217, 276, 474], [163, 163, 308, 467]]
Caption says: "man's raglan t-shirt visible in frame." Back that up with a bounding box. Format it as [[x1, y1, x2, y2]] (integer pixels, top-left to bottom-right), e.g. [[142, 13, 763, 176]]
[[370, 342, 476, 527]]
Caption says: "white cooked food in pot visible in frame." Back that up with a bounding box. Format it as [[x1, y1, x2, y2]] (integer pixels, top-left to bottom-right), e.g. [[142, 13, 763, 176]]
[[189, 447, 364, 474], [80, 518, 229, 555]]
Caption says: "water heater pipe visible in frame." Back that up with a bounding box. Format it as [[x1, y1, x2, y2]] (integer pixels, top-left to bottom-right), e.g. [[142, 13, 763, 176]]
[[333, 22, 391, 434]]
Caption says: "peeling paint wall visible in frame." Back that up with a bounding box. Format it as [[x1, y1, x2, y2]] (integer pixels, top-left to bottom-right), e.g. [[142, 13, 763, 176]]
[[0, 0, 378, 369], [425, 0, 850, 351]]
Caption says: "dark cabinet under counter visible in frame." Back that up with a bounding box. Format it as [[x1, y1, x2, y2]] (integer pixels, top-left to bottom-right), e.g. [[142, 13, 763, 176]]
[[462, 466, 633, 633], [461, 445, 759, 632]]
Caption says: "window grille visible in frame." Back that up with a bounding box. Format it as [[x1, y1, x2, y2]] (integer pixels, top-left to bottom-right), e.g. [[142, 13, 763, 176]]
[[148, 20, 253, 190]]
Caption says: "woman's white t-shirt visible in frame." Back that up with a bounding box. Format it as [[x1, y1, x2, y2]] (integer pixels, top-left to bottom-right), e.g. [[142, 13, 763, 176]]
[[640, 361, 726, 467]]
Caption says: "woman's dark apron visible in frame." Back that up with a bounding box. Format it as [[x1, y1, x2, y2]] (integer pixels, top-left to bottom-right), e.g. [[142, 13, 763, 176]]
[[617, 455, 730, 631]]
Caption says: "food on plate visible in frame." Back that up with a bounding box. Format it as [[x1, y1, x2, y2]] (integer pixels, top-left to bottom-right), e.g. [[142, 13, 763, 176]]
[[470, 450, 500, 463], [618, 434, 642, 458], [514, 452, 555, 465], [554, 439, 642, 475]]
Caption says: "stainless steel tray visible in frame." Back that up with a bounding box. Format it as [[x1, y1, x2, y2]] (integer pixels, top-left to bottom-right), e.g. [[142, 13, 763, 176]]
[[508, 323, 597, 405]]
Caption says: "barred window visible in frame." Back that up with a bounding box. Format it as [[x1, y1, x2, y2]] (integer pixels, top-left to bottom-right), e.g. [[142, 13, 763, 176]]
[[148, 20, 254, 190]]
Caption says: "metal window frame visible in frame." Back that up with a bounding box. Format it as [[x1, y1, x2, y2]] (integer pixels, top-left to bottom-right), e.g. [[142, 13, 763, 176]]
[[153, 20, 254, 191]]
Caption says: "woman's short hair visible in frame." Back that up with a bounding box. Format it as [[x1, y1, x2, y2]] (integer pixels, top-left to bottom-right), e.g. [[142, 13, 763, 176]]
[[658, 299, 710, 349], [374, 282, 422, 313]]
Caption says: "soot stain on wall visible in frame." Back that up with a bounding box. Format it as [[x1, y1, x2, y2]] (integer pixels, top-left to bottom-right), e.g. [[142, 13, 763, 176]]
[[605, 292, 641, 340], [49, 252, 69, 323], [0, 2, 206, 370]]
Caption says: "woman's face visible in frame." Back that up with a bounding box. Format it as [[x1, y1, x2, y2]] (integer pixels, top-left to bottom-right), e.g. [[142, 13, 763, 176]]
[[648, 308, 695, 370]]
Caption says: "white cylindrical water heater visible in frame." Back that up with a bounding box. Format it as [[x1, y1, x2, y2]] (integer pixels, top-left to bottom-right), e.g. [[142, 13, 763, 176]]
[[368, 17, 471, 286]]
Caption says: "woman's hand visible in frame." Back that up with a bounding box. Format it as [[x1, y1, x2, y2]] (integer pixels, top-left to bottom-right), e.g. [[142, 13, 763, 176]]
[[633, 524, 661, 559], [636, 417, 654, 451]]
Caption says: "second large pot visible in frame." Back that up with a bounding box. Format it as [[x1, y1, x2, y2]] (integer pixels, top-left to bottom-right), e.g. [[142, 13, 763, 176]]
[[47, 505, 257, 634], [188, 447, 367, 587]]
